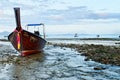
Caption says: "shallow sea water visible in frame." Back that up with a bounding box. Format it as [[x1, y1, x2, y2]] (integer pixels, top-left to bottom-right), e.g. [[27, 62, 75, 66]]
[[0, 41, 120, 80], [48, 39, 120, 46]]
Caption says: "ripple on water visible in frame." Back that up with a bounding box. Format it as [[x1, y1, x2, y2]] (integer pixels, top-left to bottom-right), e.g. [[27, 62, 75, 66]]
[[0, 45, 120, 80]]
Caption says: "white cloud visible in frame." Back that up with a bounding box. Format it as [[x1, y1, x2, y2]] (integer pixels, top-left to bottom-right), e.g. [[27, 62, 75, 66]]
[[77, 19, 119, 24], [9, 0, 37, 6], [0, 10, 3, 17], [0, 0, 120, 34], [2, 9, 14, 16], [46, 23, 120, 34], [47, 15, 64, 20]]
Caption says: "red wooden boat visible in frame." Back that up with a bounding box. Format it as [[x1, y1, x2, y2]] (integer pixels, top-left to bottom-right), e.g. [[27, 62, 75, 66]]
[[8, 8, 46, 56]]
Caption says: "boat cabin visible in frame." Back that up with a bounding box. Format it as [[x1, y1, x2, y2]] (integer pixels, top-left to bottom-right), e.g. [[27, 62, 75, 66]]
[[25, 23, 45, 39]]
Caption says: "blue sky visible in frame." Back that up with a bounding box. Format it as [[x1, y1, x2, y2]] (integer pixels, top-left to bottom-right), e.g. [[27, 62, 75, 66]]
[[0, 0, 120, 34]]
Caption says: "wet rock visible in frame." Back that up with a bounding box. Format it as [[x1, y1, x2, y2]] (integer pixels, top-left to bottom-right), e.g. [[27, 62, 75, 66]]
[[0, 43, 120, 80], [57, 58, 63, 61], [94, 66, 106, 70], [84, 58, 90, 61], [13, 75, 19, 79], [50, 43, 120, 66]]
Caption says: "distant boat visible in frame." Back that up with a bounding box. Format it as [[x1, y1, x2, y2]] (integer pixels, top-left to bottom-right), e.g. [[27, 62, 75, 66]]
[[8, 8, 46, 56], [97, 35, 100, 38], [74, 33, 78, 38]]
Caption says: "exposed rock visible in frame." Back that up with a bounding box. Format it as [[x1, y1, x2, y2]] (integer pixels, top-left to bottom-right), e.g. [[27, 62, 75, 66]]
[[94, 66, 106, 70], [48, 42, 120, 66]]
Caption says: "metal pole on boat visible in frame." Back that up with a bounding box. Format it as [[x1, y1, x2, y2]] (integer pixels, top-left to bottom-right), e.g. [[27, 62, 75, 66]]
[[40, 23, 46, 39], [43, 24, 46, 39]]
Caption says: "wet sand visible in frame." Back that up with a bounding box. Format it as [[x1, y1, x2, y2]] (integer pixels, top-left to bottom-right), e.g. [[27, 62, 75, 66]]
[[0, 41, 120, 80]]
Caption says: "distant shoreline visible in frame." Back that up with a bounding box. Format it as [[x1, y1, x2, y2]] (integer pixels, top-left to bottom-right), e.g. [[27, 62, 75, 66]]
[[0, 39, 9, 42], [46, 38, 120, 41], [1, 38, 120, 42]]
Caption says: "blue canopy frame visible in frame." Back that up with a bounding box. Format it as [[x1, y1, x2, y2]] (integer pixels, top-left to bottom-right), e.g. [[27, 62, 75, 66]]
[[25, 23, 46, 39], [27, 23, 43, 26]]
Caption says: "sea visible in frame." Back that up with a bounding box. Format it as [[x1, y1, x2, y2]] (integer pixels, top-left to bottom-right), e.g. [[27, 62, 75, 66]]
[[44, 34, 119, 38], [0, 34, 120, 39], [0, 40, 120, 80]]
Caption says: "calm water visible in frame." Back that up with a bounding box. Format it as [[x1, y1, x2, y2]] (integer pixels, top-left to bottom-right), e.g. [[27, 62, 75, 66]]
[[0, 41, 120, 80], [0, 34, 120, 39], [48, 39, 120, 46], [46, 34, 120, 38]]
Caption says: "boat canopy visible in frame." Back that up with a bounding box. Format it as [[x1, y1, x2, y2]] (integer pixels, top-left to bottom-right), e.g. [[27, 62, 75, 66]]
[[25, 23, 46, 39], [27, 23, 44, 26]]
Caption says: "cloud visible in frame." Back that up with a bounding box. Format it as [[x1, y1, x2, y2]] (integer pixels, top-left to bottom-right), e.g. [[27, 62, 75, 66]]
[[29, 5, 120, 25], [47, 15, 64, 20], [77, 19, 119, 24], [86, 12, 120, 20], [0, 0, 120, 26], [0, 10, 3, 17]]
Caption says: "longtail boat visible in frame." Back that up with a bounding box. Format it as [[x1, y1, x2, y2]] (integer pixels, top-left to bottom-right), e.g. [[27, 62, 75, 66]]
[[8, 8, 46, 56]]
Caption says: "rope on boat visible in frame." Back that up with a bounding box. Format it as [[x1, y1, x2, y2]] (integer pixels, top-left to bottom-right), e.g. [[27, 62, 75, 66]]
[[14, 29, 22, 50], [17, 32, 20, 50]]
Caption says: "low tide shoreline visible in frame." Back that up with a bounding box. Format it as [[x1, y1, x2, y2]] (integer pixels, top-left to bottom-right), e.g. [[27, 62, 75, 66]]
[[46, 38, 120, 41], [48, 42, 120, 66], [0, 38, 120, 66], [0, 39, 120, 80]]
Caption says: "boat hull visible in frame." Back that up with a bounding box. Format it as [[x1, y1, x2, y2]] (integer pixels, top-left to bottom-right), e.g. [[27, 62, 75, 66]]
[[8, 29, 46, 56]]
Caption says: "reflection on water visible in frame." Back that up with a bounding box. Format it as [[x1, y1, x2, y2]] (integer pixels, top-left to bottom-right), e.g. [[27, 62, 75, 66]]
[[0, 52, 45, 80], [12, 52, 45, 80], [0, 45, 120, 80]]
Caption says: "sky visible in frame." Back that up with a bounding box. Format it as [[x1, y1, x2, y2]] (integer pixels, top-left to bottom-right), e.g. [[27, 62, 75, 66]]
[[0, 0, 120, 34]]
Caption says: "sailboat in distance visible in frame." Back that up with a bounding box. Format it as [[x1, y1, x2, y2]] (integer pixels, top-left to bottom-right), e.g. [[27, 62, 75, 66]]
[[8, 7, 46, 56]]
